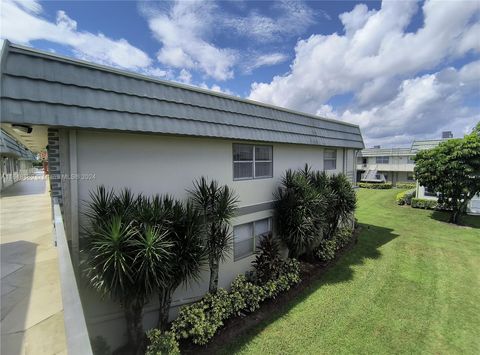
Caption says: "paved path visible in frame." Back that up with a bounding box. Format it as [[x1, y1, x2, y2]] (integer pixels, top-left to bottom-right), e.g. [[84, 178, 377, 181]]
[[1, 176, 67, 355]]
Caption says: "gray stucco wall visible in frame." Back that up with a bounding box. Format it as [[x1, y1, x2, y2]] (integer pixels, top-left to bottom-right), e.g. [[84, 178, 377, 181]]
[[63, 129, 356, 348]]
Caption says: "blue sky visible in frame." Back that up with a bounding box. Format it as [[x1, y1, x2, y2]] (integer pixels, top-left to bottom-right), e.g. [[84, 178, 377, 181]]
[[1, 0, 479, 146]]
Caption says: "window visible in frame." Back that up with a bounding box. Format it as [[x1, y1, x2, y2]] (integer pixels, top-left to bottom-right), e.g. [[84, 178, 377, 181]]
[[376, 156, 389, 164], [233, 218, 272, 261], [233, 144, 272, 180], [424, 187, 437, 197], [407, 173, 414, 181], [324, 149, 337, 170]]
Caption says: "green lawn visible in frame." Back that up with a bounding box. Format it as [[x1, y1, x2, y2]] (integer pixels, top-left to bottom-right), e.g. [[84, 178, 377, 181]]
[[223, 189, 480, 354]]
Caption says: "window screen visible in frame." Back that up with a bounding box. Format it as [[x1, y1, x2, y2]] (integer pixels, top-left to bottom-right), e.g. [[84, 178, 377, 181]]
[[324, 149, 337, 170], [233, 218, 272, 261], [233, 144, 273, 180], [375, 156, 389, 164], [233, 223, 254, 261]]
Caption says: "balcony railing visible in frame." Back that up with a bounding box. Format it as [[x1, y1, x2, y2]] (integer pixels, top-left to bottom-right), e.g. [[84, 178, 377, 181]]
[[53, 198, 93, 355], [357, 163, 414, 172]]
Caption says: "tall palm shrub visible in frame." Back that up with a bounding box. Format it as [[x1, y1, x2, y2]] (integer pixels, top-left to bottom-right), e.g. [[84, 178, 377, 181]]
[[157, 200, 206, 330], [82, 187, 172, 354], [190, 177, 239, 293], [274, 169, 326, 258], [326, 174, 356, 238]]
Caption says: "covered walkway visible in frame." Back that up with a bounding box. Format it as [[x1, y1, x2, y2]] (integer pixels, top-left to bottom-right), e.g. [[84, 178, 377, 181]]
[[1, 175, 67, 354]]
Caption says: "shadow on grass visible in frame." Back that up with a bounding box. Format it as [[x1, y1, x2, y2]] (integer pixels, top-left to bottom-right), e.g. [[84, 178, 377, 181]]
[[430, 210, 480, 229], [217, 223, 398, 354]]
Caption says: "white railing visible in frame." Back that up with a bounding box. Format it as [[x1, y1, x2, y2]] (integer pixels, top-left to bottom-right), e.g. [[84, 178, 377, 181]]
[[53, 198, 93, 355], [357, 163, 414, 172]]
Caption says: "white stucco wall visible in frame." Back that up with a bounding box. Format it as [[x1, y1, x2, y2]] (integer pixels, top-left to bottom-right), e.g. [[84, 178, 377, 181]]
[[67, 129, 355, 347]]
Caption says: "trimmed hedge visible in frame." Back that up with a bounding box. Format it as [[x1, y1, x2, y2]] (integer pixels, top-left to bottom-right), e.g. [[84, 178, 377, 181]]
[[396, 182, 416, 189], [169, 259, 300, 345], [411, 198, 438, 210], [396, 189, 416, 205], [358, 182, 393, 189]]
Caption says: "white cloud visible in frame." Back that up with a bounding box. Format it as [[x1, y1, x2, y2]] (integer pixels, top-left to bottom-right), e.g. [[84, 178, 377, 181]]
[[244, 52, 288, 73], [249, 0, 480, 143], [223, 0, 317, 43], [198, 82, 234, 96], [177, 69, 192, 84], [142, 0, 237, 81], [1, 0, 152, 70], [341, 61, 480, 146]]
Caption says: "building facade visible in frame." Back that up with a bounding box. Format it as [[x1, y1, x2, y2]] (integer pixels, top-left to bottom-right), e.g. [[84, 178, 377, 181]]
[[0, 129, 36, 190], [357, 147, 415, 184], [0, 41, 364, 347]]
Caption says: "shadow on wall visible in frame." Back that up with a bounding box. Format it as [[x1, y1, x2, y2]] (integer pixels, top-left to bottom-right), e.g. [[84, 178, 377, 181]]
[[0, 241, 38, 355], [222, 223, 398, 353]]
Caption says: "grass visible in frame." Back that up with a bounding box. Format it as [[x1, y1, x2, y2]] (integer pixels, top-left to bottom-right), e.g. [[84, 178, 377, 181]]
[[222, 189, 480, 354]]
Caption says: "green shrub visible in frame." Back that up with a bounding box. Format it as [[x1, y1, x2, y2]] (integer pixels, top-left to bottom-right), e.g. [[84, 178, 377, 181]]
[[335, 227, 354, 250], [231, 275, 266, 312], [397, 189, 416, 205], [358, 182, 393, 189], [411, 198, 438, 210], [396, 191, 407, 205], [171, 288, 233, 345], [396, 182, 416, 189], [146, 330, 180, 355], [171, 258, 301, 346], [315, 238, 336, 261], [252, 232, 283, 283]]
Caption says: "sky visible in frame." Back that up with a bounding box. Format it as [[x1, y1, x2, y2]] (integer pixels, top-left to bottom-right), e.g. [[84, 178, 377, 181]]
[[1, 0, 479, 147]]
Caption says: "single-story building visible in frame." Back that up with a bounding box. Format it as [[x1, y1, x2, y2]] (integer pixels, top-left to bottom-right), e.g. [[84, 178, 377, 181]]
[[0, 128, 36, 190], [0, 40, 364, 347]]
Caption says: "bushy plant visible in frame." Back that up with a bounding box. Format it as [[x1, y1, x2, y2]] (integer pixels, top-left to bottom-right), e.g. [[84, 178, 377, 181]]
[[358, 182, 393, 189], [171, 289, 231, 345], [274, 169, 326, 258], [396, 182, 416, 189], [396, 189, 416, 205], [411, 198, 438, 210], [334, 227, 354, 250], [315, 238, 336, 261], [171, 258, 301, 346], [83, 187, 207, 351], [252, 232, 283, 283], [146, 330, 180, 355], [231, 275, 267, 312], [275, 166, 356, 257]]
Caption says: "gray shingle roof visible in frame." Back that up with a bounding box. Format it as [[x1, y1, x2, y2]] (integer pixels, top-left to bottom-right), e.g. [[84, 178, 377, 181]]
[[0, 41, 364, 149]]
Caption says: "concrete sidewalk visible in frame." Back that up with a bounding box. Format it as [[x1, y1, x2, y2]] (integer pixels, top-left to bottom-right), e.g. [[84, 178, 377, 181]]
[[1, 177, 67, 354]]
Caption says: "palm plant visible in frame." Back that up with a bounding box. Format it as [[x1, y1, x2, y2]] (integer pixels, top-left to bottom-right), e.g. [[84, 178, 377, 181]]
[[274, 165, 327, 258], [327, 173, 356, 237], [189, 177, 238, 293], [157, 201, 206, 330], [82, 187, 173, 354], [252, 232, 283, 283], [274, 169, 326, 258]]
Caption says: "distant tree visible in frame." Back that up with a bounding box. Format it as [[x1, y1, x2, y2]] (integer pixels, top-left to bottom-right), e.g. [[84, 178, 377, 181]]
[[414, 124, 480, 224]]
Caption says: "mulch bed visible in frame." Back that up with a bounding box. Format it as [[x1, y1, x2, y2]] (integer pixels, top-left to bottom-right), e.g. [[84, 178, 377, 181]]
[[181, 228, 361, 354]]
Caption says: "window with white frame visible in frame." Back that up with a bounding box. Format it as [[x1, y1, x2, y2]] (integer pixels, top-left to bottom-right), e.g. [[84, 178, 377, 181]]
[[324, 149, 337, 170], [233, 218, 272, 261], [376, 156, 390, 164], [233, 144, 273, 180]]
